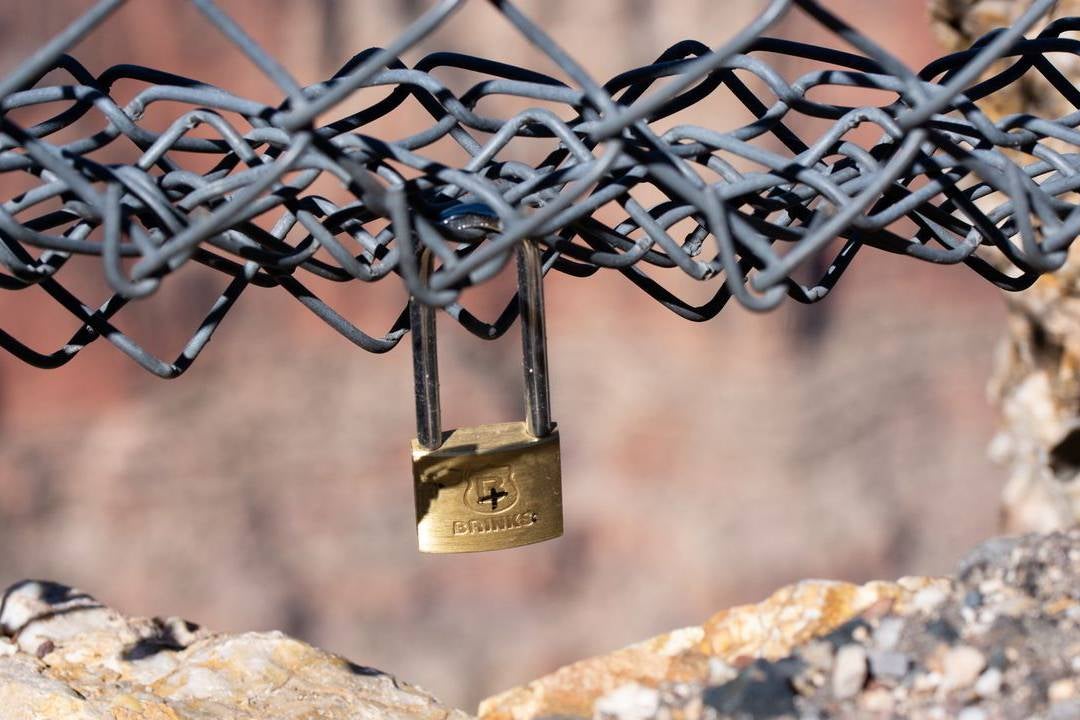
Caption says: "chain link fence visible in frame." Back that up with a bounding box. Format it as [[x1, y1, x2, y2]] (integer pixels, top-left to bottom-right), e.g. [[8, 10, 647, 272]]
[[0, 0, 1076, 376]]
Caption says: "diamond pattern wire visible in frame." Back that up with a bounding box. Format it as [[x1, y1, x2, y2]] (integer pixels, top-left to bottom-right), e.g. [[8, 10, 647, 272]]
[[0, 0, 1076, 376]]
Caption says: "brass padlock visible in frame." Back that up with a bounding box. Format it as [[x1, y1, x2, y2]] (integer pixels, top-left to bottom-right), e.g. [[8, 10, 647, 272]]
[[409, 239, 562, 553]]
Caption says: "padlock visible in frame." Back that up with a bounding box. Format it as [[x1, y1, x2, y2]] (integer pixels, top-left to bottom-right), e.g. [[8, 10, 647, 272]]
[[409, 239, 562, 553]]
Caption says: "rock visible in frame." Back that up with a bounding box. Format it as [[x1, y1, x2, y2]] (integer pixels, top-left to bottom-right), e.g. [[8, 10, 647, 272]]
[[695, 578, 943, 661], [593, 683, 659, 720], [477, 624, 710, 720], [858, 686, 894, 715], [1051, 699, 1080, 720], [873, 617, 905, 651], [931, 0, 1080, 533], [480, 530, 1080, 720], [973, 667, 1003, 699], [941, 645, 986, 690], [912, 586, 949, 614], [0, 581, 470, 720], [6, 531, 1079, 720], [478, 577, 942, 720], [830, 645, 867, 699], [1049, 678, 1077, 702], [701, 658, 801, 719], [798, 640, 833, 673], [0, 580, 124, 654], [957, 707, 988, 720], [867, 648, 909, 682]]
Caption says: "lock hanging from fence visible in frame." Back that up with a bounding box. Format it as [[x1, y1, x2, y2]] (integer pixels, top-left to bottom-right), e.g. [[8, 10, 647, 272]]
[[409, 239, 563, 554]]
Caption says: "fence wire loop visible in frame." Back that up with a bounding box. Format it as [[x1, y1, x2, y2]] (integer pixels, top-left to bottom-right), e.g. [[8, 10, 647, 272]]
[[0, 0, 1076, 376]]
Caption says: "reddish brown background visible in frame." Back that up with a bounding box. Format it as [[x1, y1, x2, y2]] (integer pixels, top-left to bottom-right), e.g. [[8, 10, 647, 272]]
[[0, 0, 1005, 709]]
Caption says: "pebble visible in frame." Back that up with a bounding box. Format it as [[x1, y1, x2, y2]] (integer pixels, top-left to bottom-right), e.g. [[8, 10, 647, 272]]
[[913, 586, 948, 614], [943, 646, 987, 690], [1049, 678, 1076, 702], [707, 657, 737, 686], [875, 618, 904, 650], [858, 687, 894, 714], [800, 641, 834, 672], [913, 671, 943, 692], [831, 644, 867, 699], [958, 707, 988, 720], [974, 667, 1003, 699], [1050, 699, 1080, 720], [868, 649, 909, 681], [792, 667, 825, 697], [594, 683, 661, 720]]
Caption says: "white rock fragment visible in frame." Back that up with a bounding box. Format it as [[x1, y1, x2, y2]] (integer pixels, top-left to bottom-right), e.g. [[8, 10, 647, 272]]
[[942, 646, 986, 690], [1049, 678, 1077, 702], [0, 581, 122, 656], [594, 682, 660, 720], [800, 640, 834, 672], [707, 657, 737, 685], [974, 667, 1003, 699], [912, 586, 948, 614], [858, 686, 894, 714], [874, 618, 905, 651], [958, 707, 988, 720], [868, 649, 909, 681], [832, 644, 867, 699]]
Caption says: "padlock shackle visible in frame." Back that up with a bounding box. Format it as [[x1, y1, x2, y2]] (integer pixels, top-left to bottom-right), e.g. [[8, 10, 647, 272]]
[[410, 240, 553, 451], [411, 248, 442, 450], [517, 239, 553, 439]]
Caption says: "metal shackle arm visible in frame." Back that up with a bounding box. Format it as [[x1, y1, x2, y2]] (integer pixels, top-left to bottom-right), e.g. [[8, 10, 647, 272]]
[[410, 239, 554, 451], [410, 249, 441, 451], [518, 240, 553, 439]]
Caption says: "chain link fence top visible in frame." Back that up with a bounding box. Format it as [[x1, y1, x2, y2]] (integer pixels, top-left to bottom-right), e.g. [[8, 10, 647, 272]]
[[0, 0, 1077, 376]]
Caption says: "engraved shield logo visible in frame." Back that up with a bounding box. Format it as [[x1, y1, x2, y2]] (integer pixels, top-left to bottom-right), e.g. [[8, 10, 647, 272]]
[[464, 466, 519, 514]]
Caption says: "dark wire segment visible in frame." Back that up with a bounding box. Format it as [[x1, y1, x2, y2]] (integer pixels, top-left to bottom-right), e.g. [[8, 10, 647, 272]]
[[0, 0, 1074, 376]]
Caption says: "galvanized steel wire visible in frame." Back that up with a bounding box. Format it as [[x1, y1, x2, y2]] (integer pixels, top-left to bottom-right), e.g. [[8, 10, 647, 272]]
[[1, 0, 1077, 376]]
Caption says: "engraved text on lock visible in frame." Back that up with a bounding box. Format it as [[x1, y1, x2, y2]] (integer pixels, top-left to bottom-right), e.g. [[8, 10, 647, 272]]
[[450, 465, 539, 537]]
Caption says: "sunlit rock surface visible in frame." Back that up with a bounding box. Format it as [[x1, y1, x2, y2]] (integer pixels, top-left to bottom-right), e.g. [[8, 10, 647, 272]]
[[480, 531, 1080, 720], [0, 580, 471, 720], [3, 532, 1077, 719]]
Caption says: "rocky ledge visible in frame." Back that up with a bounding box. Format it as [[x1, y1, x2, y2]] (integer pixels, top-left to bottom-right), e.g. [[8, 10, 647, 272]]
[[482, 530, 1080, 720], [1, 531, 1078, 719], [0, 580, 470, 719]]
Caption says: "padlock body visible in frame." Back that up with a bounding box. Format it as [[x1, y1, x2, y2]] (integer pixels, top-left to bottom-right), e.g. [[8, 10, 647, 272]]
[[411, 421, 562, 553]]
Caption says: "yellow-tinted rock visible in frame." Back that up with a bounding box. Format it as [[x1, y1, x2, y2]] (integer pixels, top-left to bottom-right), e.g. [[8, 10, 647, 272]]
[[479, 577, 948, 720], [698, 577, 946, 661]]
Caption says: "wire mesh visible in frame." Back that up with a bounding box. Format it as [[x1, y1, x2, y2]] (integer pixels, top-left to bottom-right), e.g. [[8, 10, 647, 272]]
[[0, 0, 1077, 376]]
